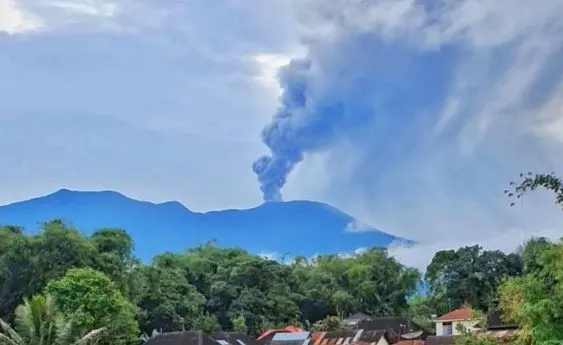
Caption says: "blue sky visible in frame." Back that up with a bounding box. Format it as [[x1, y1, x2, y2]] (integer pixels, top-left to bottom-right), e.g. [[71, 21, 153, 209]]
[[2, 0, 563, 268]]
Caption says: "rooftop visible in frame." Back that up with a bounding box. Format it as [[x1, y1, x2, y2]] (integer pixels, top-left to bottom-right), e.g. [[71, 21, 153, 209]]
[[425, 336, 459, 345], [257, 326, 305, 342], [437, 308, 475, 322], [344, 312, 374, 322], [394, 340, 424, 345], [143, 331, 217, 345]]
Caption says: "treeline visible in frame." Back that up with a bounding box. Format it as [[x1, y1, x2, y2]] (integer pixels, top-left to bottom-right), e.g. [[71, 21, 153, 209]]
[[0, 220, 422, 342], [0, 220, 563, 344], [2, 220, 560, 343]]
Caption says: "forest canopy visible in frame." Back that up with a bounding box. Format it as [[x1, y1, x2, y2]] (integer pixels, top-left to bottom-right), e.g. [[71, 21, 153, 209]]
[[1, 219, 547, 341]]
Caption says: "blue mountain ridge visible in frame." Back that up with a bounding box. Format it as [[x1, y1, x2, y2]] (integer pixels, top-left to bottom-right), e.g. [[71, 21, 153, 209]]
[[0, 189, 411, 261]]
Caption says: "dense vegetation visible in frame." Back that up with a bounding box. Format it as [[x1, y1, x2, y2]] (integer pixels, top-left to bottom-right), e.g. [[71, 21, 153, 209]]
[[0, 173, 562, 345], [0, 221, 422, 337]]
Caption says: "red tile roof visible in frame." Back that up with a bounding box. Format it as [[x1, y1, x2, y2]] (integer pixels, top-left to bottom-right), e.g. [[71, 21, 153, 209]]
[[311, 330, 356, 345], [311, 332, 324, 342], [438, 308, 475, 321], [285, 326, 304, 333], [350, 341, 377, 345], [311, 330, 389, 345], [256, 326, 304, 341]]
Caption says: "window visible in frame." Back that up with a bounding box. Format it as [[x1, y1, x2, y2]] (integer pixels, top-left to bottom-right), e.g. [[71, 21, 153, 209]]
[[442, 322, 453, 335]]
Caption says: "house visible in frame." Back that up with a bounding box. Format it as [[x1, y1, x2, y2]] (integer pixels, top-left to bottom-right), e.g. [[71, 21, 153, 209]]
[[267, 331, 311, 345], [434, 308, 479, 336], [356, 330, 392, 345], [143, 331, 261, 345], [257, 326, 305, 344], [427, 308, 520, 344], [358, 317, 415, 336], [344, 313, 374, 328], [143, 331, 219, 345], [311, 329, 357, 345], [214, 332, 261, 345], [311, 329, 391, 345]]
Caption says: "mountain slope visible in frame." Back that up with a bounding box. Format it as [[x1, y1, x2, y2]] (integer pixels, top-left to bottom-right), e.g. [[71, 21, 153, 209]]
[[0, 189, 409, 260]]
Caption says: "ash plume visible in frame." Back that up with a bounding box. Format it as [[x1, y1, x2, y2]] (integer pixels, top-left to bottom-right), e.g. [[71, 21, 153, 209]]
[[253, 0, 563, 202], [252, 59, 310, 201]]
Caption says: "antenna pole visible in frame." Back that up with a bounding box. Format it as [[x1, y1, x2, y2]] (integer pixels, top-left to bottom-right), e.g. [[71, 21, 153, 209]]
[[520, 196, 526, 245]]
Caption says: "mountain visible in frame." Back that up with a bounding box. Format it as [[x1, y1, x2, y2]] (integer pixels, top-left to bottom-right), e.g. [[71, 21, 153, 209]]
[[0, 189, 410, 261]]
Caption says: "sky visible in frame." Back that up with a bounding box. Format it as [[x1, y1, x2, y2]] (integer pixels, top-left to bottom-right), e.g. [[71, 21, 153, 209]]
[[1, 0, 563, 271]]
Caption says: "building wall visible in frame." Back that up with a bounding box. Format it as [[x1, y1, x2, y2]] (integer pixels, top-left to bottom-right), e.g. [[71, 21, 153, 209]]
[[435, 321, 477, 336]]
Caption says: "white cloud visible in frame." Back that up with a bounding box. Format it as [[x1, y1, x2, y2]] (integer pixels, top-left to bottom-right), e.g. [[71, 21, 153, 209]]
[[252, 53, 294, 96], [1, 0, 122, 35], [344, 219, 373, 233], [435, 98, 460, 134], [263, 229, 560, 274], [337, 247, 368, 259], [389, 226, 563, 273], [0, 0, 43, 34], [258, 251, 278, 261], [295, 0, 563, 49], [0, 0, 299, 210], [48, 0, 117, 17], [532, 82, 563, 144]]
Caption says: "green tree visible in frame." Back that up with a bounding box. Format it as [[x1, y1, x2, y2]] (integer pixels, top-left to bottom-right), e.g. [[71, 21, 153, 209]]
[[294, 248, 420, 322], [310, 316, 345, 332], [35, 221, 97, 284], [518, 237, 553, 274], [194, 314, 220, 335], [137, 266, 205, 334], [0, 222, 144, 323], [426, 245, 522, 311], [406, 294, 444, 334], [89, 229, 142, 302], [331, 291, 355, 319], [46, 268, 139, 345], [507, 173, 563, 207], [499, 239, 563, 345], [0, 227, 37, 321], [0, 294, 104, 345], [231, 314, 247, 333]]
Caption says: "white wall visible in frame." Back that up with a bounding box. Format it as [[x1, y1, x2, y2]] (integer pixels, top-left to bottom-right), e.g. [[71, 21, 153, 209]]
[[436, 322, 444, 336], [435, 321, 478, 336]]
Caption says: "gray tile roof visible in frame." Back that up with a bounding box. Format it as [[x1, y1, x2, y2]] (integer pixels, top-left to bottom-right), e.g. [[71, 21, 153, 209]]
[[269, 340, 310, 345], [144, 331, 218, 345], [214, 332, 261, 345], [272, 333, 310, 341]]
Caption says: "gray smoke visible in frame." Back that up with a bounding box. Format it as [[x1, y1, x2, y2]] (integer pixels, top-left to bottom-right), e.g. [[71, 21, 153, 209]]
[[252, 59, 311, 201], [252, 0, 563, 202]]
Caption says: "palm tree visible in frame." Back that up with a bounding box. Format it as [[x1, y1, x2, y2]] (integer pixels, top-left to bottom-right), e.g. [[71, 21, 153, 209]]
[[0, 294, 104, 345]]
